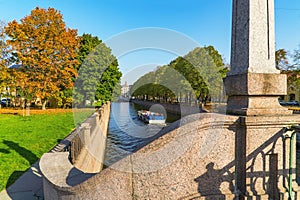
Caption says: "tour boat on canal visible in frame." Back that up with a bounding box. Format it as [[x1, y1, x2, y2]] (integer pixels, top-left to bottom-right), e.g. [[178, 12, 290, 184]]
[[137, 110, 166, 124]]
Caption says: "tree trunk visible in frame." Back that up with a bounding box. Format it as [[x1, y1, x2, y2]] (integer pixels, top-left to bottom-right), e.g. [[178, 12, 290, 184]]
[[42, 100, 47, 110], [26, 103, 30, 116], [179, 92, 182, 103]]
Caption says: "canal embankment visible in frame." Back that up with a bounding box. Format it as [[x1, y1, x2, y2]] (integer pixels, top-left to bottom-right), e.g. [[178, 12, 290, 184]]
[[39, 102, 111, 199], [130, 99, 205, 117]]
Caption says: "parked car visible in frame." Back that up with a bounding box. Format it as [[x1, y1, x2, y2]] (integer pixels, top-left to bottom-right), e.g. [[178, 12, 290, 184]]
[[285, 100, 299, 106], [0, 98, 11, 107], [278, 100, 286, 106]]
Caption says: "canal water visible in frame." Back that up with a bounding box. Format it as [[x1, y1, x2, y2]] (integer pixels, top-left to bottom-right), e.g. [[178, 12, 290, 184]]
[[104, 102, 180, 166]]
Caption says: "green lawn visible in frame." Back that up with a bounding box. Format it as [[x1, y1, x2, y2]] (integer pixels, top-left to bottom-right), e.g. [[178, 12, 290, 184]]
[[0, 112, 76, 191]]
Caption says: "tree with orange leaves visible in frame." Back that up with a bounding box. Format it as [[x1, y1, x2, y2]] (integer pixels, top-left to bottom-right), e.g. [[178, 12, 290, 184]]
[[0, 20, 11, 107], [5, 7, 80, 109]]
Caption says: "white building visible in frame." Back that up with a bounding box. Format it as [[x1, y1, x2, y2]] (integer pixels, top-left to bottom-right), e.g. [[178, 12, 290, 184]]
[[121, 81, 131, 98]]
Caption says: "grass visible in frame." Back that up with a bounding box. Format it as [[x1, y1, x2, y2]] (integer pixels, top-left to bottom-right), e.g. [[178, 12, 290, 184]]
[[0, 110, 93, 191]]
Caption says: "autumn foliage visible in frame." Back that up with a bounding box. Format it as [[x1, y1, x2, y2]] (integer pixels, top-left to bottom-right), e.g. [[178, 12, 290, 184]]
[[5, 7, 80, 109], [0, 21, 9, 94]]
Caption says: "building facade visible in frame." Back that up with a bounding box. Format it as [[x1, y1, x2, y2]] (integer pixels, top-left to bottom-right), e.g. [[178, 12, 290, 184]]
[[282, 71, 300, 102], [121, 81, 131, 98]]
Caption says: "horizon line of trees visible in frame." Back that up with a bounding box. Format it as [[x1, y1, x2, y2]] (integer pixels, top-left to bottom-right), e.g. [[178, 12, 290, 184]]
[[130, 47, 300, 106], [0, 7, 122, 110], [130, 46, 228, 106]]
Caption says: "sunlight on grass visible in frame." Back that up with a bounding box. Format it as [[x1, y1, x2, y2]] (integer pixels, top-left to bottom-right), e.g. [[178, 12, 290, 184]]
[[0, 112, 77, 191]]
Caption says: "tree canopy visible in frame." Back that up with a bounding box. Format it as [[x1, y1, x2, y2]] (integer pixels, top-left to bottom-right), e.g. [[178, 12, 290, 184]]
[[74, 34, 122, 107], [275, 49, 289, 70], [131, 46, 227, 105], [77, 33, 102, 66], [5, 7, 80, 109], [0, 21, 8, 96], [0, 7, 123, 110], [293, 46, 300, 70]]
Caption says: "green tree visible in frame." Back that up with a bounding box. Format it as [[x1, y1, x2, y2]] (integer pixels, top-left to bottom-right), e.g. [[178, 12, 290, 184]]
[[77, 33, 102, 68], [95, 60, 122, 104], [131, 46, 225, 106], [54, 34, 101, 108], [74, 36, 122, 106], [203, 45, 228, 77], [176, 47, 224, 104], [131, 71, 156, 100]]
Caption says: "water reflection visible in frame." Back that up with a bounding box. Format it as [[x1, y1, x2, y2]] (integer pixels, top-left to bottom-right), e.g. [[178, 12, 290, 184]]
[[104, 102, 179, 166]]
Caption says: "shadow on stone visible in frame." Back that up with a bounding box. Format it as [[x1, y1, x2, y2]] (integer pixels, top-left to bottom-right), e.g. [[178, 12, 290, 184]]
[[193, 120, 286, 198], [66, 167, 96, 186], [57, 139, 62, 143], [194, 162, 234, 199], [6, 171, 26, 188]]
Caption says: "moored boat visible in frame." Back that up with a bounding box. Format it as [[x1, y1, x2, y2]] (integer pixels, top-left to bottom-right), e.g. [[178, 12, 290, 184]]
[[137, 110, 166, 124]]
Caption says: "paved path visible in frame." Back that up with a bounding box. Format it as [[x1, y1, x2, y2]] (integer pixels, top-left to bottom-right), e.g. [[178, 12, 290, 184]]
[[0, 161, 43, 200]]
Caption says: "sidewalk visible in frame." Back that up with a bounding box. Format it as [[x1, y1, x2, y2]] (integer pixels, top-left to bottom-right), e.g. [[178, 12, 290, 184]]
[[0, 161, 43, 200]]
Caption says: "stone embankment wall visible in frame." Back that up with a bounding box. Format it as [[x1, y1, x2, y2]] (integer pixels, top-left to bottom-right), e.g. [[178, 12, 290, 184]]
[[69, 103, 110, 173], [40, 107, 300, 199], [131, 99, 204, 116], [40, 102, 111, 199]]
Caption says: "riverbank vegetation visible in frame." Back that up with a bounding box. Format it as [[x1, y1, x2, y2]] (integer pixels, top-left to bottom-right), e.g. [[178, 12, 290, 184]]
[[0, 7, 122, 110], [130, 46, 228, 106], [0, 6, 121, 192], [275, 48, 300, 102], [131, 47, 300, 107]]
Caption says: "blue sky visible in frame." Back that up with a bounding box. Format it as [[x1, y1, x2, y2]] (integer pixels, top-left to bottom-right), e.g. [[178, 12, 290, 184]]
[[0, 0, 300, 84]]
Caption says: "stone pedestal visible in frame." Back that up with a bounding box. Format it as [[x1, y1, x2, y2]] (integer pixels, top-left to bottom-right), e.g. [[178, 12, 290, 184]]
[[224, 73, 292, 116]]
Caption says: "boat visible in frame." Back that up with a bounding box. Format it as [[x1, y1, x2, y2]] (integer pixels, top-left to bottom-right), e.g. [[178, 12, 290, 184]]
[[137, 110, 166, 124]]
